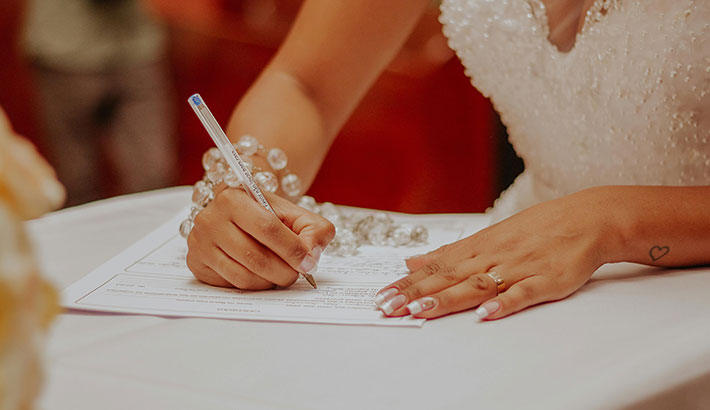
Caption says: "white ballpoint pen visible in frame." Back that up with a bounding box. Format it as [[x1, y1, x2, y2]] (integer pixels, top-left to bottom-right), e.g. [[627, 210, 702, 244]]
[[188, 93, 317, 289]]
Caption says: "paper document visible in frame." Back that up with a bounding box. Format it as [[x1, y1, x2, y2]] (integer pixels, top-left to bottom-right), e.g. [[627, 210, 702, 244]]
[[62, 208, 488, 327]]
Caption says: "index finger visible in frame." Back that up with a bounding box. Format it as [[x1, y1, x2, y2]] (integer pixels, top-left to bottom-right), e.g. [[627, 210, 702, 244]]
[[215, 188, 322, 275]]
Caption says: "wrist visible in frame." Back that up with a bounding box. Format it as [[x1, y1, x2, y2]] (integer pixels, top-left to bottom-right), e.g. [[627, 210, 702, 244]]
[[579, 186, 630, 265]]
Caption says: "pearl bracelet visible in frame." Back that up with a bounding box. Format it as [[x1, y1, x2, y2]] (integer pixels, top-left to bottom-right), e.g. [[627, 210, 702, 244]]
[[179, 135, 302, 238], [180, 135, 429, 256], [205, 135, 303, 197]]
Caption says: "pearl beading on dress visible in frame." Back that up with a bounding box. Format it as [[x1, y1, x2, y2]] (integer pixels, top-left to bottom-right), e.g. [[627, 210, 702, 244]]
[[439, 0, 709, 222]]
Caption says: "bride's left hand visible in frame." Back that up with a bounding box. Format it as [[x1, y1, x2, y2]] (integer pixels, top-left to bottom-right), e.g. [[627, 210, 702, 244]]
[[375, 187, 619, 320]]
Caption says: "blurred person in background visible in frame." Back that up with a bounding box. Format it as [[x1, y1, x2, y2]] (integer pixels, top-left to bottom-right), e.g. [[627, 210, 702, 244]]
[[23, 0, 176, 206]]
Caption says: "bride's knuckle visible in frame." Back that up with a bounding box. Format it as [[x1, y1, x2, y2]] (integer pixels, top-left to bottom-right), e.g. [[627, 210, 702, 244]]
[[192, 210, 213, 232], [229, 273, 252, 290], [434, 244, 449, 254], [287, 242, 308, 262], [396, 275, 414, 290], [214, 190, 231, 208], [185, 249, 199, 273], [466, 275, 492, 293], [434, 264, 459, 283], [242, 249, 268, 273], [436, 293, 452, 308], [422, 261, 444, 277], [260, 217, 282, 238], [517, 283, 537, 301], [186, 230, 201, 250]]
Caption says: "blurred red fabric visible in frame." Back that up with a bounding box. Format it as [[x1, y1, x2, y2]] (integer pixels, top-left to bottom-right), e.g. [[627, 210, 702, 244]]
[[0, 0, 41, 147]]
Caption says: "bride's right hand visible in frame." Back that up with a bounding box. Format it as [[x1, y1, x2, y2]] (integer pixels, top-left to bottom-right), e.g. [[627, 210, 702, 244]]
[[185, 187, 335, 290]]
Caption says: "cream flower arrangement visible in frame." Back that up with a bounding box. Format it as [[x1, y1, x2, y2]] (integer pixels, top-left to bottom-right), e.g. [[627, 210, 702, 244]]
[[0, 107, 65, 410]]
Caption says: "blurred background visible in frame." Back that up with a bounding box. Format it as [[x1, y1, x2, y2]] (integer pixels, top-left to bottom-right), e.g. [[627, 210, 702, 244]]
[[0, 0, 523, 213]]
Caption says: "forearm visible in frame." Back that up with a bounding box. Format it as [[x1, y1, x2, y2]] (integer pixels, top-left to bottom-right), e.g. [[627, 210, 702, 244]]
[[226, 69, 328, 189], [600, 186, 710, 267], [225, 0, 429, 189]]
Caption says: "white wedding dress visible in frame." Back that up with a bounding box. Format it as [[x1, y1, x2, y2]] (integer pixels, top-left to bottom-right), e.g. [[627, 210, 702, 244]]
[[439, 0, 709, 222]]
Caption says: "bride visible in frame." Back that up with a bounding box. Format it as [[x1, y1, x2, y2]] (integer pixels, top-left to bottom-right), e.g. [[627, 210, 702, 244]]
[[185, 0, 709, 320]]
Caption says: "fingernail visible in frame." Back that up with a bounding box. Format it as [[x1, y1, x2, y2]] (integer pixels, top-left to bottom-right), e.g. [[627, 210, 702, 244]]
[[405, 254, 424, 261], [299, 254, 318, 274], [380, 294, 407, 315], [311, 246, 323, 263], [406, 297, 436, 315], [475, 300, 500, 321], [374, 288, 397, 307]]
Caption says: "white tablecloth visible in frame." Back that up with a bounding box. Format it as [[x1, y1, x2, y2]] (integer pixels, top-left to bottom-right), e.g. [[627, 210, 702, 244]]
[[27, 187, 710, 410]]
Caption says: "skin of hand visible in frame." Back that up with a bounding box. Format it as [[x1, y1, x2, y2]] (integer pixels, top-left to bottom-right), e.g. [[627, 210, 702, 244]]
[[186, 186, 335, 290], [374, 186, 710, 320]]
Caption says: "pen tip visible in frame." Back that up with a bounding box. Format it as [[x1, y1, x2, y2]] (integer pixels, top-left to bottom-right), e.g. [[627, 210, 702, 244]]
[[304, 274, 317, 289]]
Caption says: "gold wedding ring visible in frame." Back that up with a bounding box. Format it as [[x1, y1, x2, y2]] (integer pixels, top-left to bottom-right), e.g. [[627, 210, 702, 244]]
[[486, 271, 506, 295]]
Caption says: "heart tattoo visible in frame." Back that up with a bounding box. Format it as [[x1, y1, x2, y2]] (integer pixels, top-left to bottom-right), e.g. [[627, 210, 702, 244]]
[[649, 246, 670, 262]]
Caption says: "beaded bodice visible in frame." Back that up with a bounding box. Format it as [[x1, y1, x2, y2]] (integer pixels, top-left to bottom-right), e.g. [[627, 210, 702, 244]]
[[440, 0, 709, 220]]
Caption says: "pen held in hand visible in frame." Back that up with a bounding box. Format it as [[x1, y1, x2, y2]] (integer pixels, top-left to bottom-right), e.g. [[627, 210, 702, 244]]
[[188, 93, 317, 289]]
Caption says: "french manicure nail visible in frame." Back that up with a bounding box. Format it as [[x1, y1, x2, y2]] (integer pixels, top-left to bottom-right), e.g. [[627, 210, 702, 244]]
[[380, 294, 407, 315], [406, 297, 437, 315], [374, 288, 397, 307], [299, 254, 318, 274], [311, 246, 323, 263], [475, 301, 500, 321]]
